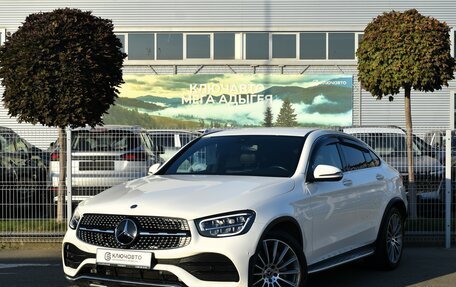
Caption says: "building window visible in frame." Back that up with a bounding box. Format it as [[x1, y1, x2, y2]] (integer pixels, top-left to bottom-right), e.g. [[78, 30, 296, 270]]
[[128, 33, 154, 60], [245, 33, 269, 60], [187, 34, 210, 59], [300, 33, 326, 60], [272, 34, 296, 58], [214, 33, 235, 59], [329, 33, 355, 60], [358, 33, 364, 45], [116, 34, 125, 54], [157, 33, 183, 60]]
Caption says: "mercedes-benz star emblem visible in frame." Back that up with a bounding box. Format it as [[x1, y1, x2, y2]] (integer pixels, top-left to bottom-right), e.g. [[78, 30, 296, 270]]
[[115, 219, 138, 246]]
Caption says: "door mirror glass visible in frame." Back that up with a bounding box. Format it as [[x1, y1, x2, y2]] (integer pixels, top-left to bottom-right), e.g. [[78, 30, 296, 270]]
[[313, 164, 343, 182], [148, 163, 161, 175]]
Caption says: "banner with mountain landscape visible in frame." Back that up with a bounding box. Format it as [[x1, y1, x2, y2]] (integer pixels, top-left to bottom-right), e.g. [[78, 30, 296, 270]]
[[104, 74, 353, 129]]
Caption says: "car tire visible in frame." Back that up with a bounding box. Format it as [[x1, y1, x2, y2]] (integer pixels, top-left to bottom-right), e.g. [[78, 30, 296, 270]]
[[372, 207, 405, 270], [250, 231, 307, 287]]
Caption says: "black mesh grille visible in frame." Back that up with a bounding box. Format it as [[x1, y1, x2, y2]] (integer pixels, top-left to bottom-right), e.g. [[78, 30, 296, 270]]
[[77, 214, 191, 250]]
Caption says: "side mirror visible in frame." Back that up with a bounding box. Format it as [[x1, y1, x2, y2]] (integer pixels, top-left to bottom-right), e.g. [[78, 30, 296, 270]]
[[148, 163, 161, 175], [313, 165, 343, 182]]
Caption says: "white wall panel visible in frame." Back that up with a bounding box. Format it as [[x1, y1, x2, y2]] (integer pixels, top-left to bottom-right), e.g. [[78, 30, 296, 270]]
[[0, 1, 455, 30]]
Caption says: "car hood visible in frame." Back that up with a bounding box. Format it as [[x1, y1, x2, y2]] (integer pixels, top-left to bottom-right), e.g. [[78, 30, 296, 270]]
[[79, 175, 295, 220], [385, 155, 443, 176]]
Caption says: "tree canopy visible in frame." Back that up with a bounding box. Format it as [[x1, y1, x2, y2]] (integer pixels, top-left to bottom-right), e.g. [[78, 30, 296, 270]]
[[0, 8, 126, 128], [276, 99, 298, 127], [263, 105, 273, 127], [357, 9, 455, 100]]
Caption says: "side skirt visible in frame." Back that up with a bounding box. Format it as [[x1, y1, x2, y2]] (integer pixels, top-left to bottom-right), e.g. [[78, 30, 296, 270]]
[[307, 244, 375, 274]]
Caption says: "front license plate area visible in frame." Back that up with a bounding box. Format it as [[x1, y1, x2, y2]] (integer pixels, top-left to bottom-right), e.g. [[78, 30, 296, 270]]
[[96, 248, 154, 269]]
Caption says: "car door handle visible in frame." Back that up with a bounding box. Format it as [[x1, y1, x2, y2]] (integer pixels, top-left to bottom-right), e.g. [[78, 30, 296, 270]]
[[376, 174, 385, 180], [343, 179, 352, 186]]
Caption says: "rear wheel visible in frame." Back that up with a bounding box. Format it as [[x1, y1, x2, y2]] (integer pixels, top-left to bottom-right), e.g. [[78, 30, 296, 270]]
[[250, 232, 307, 287], [372, 207, 405, 270]]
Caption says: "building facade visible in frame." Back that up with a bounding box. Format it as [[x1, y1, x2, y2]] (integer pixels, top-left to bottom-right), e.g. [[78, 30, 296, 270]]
[[0, 0, 455, 146]]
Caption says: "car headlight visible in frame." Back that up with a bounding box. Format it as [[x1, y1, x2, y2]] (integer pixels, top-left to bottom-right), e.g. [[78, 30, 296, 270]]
[[69, 207, 81, 230], [195, 210, 255, 238]]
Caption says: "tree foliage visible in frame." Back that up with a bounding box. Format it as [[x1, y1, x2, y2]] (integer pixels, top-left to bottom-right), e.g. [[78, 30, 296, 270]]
[[263, 105, 273, 127], [357, 9, 455, 99], [0, 8, 126, 128], [275, 99, 298, 127]]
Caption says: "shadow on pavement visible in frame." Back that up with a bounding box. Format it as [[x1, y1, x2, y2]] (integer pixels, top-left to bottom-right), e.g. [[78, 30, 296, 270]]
[[308, 248, 456, 287]]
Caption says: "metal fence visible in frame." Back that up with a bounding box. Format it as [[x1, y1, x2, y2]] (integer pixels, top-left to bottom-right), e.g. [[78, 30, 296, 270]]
[[0, 125, 454, 247]]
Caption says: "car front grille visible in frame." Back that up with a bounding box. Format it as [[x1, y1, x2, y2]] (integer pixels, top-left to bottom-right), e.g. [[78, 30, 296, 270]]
[[77, 214, 191, 250]]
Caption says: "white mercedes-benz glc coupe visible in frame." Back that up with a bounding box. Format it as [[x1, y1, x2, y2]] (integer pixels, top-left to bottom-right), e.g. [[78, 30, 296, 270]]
[[63, 128, 407, 287]]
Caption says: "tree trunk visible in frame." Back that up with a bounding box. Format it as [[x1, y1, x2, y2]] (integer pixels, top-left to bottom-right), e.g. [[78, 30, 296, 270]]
[[405, 87, 417, 219], [56, 127, 66, 223]]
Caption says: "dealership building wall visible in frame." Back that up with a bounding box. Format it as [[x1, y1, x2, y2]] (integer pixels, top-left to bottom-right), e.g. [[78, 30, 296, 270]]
[[0, 0, 455, 147]]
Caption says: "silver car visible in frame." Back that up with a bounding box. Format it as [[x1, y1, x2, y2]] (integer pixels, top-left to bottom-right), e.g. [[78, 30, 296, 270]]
[[50, 126, 163, 201], [147, 130, 201, 161]]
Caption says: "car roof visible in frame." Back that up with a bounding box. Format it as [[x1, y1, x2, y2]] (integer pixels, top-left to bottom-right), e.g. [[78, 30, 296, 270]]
[[342, 126, 405, 135], [72, 125, 145, 133], [204, 128, 316, 138], [0, 126, 15, 134], [147, 130, 201, 135]]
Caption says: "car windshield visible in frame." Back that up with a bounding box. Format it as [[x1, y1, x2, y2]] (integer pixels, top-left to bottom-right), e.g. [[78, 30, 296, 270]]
[[0, 133, 15, 152], [161, 135, 305, 177], [72, 131, 141, 152]]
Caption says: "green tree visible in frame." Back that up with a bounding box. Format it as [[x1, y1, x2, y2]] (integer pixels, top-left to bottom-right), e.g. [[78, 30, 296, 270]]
[[0, 8, 126, 222], [275, 99, 298, 127], [263, 105, 273, 127], [357, 9, 455, 218]]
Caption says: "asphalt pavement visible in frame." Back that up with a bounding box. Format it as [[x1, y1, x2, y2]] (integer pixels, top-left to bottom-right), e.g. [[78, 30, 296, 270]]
[[0, 246, 455, 287]]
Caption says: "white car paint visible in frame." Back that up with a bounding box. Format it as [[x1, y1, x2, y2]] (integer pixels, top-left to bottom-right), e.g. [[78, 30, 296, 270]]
[[62, 128, 407, 287]]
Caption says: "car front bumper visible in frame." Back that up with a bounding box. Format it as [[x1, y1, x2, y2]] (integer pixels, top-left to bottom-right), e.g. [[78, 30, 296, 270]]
[[62, 218, 264, 287]]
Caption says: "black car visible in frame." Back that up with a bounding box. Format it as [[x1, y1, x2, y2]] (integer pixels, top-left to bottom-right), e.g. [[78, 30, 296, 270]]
[[0, 127, 50, 217]]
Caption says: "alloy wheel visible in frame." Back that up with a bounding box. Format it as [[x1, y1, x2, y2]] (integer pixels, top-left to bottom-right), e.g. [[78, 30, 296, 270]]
[[252, 239, 301, 287], [386, 213, 403, 264]]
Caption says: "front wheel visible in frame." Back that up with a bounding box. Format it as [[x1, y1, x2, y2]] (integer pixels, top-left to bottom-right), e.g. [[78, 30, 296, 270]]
[[372, 207, 405, 270], [250, 232, 307, 287]]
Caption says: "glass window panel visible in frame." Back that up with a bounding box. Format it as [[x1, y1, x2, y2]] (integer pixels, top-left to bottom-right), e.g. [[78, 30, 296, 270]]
[[329, 33, 355, 60], [300, 33, 326, 60], [358, 34, 364, 45], [128, 33, 154, 60], [272, 34, 296, 58], [214, 33, 235, 59], [340, 144, 367, 171], [116, 34, 125, 54], [311, 143, 343, 172], [245, 33, 269, 60], [157, 33, 183, 60], [187, 34, 210, 59]]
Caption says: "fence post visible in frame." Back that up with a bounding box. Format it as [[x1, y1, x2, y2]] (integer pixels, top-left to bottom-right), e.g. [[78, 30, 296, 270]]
[[445, 130, 452, 248], [66, 128, 72, 226]]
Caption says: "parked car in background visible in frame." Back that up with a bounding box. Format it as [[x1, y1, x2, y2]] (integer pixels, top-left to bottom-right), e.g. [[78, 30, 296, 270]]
[[0, 126, 49, 217], [63, 128, 407, 287], [424, 130, 456, 149], [147, 130, 201, 161], [342, 126, 445, 217], [50, 126, 164, 202], [424, 129, 456, 165]]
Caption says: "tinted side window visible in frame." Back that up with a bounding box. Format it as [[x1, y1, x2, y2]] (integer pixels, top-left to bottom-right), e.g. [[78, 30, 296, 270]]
[[340, 144, 367, 171], [310, 143, 343, 173], [369, 150, 381, 167]]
